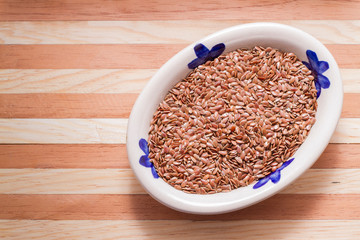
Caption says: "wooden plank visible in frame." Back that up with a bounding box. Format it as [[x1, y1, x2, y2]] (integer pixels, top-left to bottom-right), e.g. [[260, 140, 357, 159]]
[[331, 118, 360, 143], [0, 69, 155, 94], [326, 45, 360, 69], [281, 169, 360, 194], [313, 144, 360, 169], [0, 119, 127, 144], [0, 194, 358, 220], [0, 0, 359, 21], [0, 169, 144, 194], [0, 44, 359, 69], [342, 69, 360, 93], [0, 143, 358, 169], [0, 93, 137, 118], [2, 20, 360, 44], [0, 144, 128, 169], [0, 44, 180, 69], [0, 169, 358, 194], [341, 94, 360, 118], [0, 93, 357, 118], [0, 69, 358, 94], [0, 118, 358, 144], [1, 220, 359, 240]]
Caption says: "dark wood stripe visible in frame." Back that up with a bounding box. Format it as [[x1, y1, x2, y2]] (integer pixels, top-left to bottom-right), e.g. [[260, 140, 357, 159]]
[[313, 143, 360, 169], [341, 93, 360, 118], [0, 143, 358, 169], [0, 194, 358, 220], [0, 44, 358, 69], [0, 144, 128, 169], [0, 0, 358, 20], [0, 93, 136, 118], [0, 93, 357, 118], [0, 45, 180, 69]]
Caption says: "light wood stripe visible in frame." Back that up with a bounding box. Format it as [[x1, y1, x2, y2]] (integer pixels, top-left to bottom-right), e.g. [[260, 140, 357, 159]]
[[331, 118, 360, 144], [0, 69, 155, 94], [282, 169, 360, 194], [0, 44, 359, 69], [0, 169, 144, 194], [1, 220, 359, 240], [0, 0, 358, 21], [0, 143, 358, 169], [0, 93, 357, 118], [0, 69, 358, 94], [0, 119, 127, 144], [0, 118, 358, 144], [1, 20, 360, 44], [342, 69, 360, 93], [0, 194, 358, 220], [0, 169, 358, 194]]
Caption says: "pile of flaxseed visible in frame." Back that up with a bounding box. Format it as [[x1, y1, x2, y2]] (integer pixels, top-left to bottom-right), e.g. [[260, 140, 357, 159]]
[[148, 46, 317, 194]]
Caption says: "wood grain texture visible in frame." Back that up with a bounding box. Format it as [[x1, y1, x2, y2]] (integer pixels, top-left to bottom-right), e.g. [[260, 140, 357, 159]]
[[0, 143, 358, 169], [0, 144, 128, 168], [1, 0, 359, 238], [0, 44, 359, 69], [281, 169, 360, 194], [0, 169, 144, 194], [0, 194, 358, 220], [341, 94, 360, 118], [0, 94, 137, 118], [313, 144, 360, 169], [0, 119, 127, 144], [0, 93, 357, 118], [0, 118, 358, 144], [0, 0, 359, 21], [0, 45, 179, 69], [331, 118, 360, 143], [1, 220, 360, 240], [2, 20, 360, 44], [0, 69, 155, 93], [0, 169, 358, 194], [342, 69, 360, 93], [0, 69, 358, 94]]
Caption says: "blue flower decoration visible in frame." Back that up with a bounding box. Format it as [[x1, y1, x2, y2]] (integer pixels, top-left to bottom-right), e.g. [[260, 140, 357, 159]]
[[302, 50, 330, 98], [253, 158, 294, 189], [188, 43, 225, 69], [139, 138, 159, 178]]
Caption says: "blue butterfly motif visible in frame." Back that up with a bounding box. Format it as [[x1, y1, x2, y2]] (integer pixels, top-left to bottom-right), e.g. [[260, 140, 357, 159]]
[[188, 43, 225, 69], [253, 158, 294, 189], [139, 138, 159, 178], [302, 50, 330, 98]]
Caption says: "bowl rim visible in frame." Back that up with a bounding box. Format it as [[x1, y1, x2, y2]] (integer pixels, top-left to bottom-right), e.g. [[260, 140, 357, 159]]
[[127, 22, 343, 214]]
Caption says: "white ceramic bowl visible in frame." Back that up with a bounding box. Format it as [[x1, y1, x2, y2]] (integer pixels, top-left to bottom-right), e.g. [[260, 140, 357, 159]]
[[127, 23, 343, 214]]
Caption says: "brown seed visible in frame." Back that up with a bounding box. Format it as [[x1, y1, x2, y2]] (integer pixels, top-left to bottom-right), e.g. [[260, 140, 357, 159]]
[[148, 46, 317, 194], [219, 151, 227, 156]]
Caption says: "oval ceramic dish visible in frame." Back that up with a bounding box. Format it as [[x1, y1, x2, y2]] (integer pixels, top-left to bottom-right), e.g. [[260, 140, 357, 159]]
[[127, 23, 343, 214]]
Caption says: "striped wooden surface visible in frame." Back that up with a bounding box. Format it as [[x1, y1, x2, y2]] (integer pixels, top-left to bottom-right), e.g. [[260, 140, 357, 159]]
[[1, 1, 360, 239]]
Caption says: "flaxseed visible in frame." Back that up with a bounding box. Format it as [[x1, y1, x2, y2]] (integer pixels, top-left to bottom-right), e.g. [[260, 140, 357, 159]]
[[148, 46, 318, 194]]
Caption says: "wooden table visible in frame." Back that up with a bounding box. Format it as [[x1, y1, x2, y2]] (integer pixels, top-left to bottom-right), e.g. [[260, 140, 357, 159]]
[[1, 1, 360, 239]]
